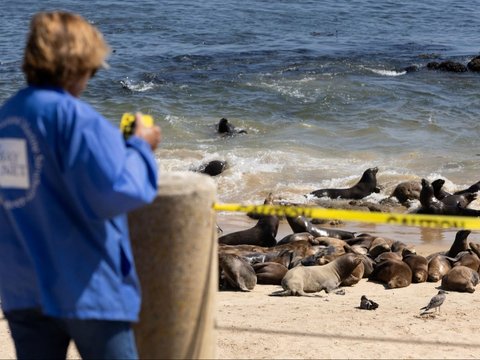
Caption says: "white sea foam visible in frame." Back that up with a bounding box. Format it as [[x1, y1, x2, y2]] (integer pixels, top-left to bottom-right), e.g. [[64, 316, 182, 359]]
[[120, 79, 156, 92], [364, 67, 406, 76]]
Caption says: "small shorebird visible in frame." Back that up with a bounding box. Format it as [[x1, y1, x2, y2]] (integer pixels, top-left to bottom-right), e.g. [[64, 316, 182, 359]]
[[420, 290, 447, 315]]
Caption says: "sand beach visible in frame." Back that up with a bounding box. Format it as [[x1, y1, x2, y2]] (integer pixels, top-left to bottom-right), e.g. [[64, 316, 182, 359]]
[[215, 215, 480, 359], [1, 214, 479, 359]]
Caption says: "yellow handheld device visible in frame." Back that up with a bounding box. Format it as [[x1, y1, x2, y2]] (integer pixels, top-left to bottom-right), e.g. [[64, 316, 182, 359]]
[[120, 113, 154, 139]]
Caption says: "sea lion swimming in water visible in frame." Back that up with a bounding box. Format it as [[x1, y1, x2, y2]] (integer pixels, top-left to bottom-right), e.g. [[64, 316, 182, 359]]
[[216, 117, 247, 135], [193, 160, 228, 176], [310, 167, 381, 200]]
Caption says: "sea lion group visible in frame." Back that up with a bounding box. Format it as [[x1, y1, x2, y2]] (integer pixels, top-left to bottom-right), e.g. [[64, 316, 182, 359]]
[[217, 168, 480, 298], [219, 218, 480, 295]]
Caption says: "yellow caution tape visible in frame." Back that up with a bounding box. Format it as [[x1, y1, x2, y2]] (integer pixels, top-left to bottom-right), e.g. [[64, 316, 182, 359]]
[[213, 203, 480, 230]]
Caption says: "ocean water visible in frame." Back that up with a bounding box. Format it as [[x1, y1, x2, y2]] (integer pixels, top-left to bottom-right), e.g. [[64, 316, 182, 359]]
[[2, 1, 480, 244]]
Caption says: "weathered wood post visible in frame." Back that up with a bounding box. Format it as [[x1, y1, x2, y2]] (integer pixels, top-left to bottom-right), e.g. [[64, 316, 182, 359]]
[[128, 171, 217, 359]]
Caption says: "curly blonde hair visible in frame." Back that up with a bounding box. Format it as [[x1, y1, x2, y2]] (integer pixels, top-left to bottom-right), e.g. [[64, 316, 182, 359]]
[[22, 11, 110, 87]]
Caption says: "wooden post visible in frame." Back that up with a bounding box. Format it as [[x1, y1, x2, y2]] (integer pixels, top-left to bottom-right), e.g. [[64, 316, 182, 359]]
[[128, 171, 217, 359]]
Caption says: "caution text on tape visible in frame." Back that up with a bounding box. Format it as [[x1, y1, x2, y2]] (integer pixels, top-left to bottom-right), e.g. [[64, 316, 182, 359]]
[[213, 203, 480, 230]]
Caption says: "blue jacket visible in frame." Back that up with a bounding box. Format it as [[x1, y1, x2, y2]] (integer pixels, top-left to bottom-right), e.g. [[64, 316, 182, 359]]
[[0, 86, 158, 321]]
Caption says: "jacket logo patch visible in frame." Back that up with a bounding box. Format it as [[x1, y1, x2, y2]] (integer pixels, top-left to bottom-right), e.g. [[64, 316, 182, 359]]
[[0, 138, 30, 189], [0, 117, 43, 209]]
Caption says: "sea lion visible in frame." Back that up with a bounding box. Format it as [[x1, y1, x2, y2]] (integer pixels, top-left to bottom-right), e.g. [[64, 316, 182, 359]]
[[441, 193, 476, 209], [252, 262, 288, 285], [390, 180, 421, 204], [369, 259, 412, 289], [276, 232, 315, 245], [441, 265, 479, 293], [300, 245, 340, 266], [427, 254, 452, 282], [269, 253, 362, 296], [367, 237, 391, 259], [390, 240, 415, 254], [446, 230, 471, 257], [416, 178, 447, 214], [194, 160, 227, 176], [431, 178, 477, 208], [272, 240, 319, 268], [454, 180, 480, 195], [345, 234, 375, 249], [314, 237, 348, 258], [402, 251, 428, 283], [350, 244, 369, 255], [286, 215, 356, 240], [359, 254, 375, 278], [341, 260, 364, 286], [216, 117, 247, 135], [467, 56, 480, 72], [450, 251, 480, 272], [417, 179, 480, 216], [431, 179, 451, 200], [218, 243, 269, 256], [374, 251, 402, 263], [218, 214, 279, 247], [469, 241, 480, 259], [310, 167, 381, 200], [219, 253, 257, 291]]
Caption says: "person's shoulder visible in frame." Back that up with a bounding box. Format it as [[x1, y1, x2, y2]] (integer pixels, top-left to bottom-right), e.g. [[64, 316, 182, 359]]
[[56, 93, 103, 123]]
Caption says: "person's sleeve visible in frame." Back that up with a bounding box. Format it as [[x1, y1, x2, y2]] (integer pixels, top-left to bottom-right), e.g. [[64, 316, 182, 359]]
[[58, 101, 158, 220]]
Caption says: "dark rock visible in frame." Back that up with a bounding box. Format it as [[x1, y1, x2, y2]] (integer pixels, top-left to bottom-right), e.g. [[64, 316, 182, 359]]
[[467, 56, 480, 72], [427, 61, 467, 73]]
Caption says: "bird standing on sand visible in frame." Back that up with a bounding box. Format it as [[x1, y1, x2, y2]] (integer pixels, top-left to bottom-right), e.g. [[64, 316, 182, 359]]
[[359, 295, 379, 310], [420, 290, 447, 314]]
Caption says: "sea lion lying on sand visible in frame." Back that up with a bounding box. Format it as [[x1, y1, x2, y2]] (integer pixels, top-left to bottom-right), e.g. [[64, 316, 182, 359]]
[[402, 251, 428, 283], [441, 265, 479, 293], [286, 215, 355, 240], [370, 258, 412, 289], [253, 262, 288, 285], [427, 254, 452, 282], [218, 214, 279, 247], [269, 253, 362, 296], [219, 253, 257, 291]]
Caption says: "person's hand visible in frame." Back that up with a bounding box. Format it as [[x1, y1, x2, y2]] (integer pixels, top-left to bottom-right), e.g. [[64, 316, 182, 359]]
[[134, 112, 162, 151]]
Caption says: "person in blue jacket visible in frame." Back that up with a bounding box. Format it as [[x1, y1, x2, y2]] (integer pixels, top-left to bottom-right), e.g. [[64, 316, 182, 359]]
[[0, 11, 161, 359]]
